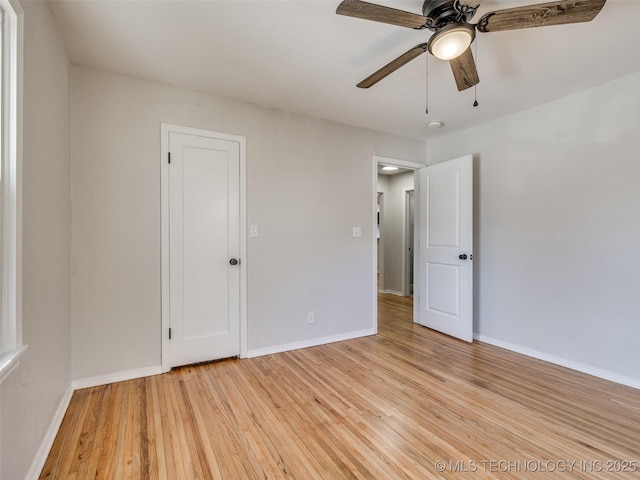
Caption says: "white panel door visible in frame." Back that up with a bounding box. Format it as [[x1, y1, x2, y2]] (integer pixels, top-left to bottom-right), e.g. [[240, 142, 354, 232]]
[[169, 132, 240, 367], [416, 155, 473, 342]]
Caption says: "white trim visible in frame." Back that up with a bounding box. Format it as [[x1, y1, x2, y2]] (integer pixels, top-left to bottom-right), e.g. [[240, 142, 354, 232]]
[[475, 334, 640, 391], [0, 0, 24, 365], [374, 155, 426, 171], [160, 126, 170, 371], [238, 138, 247, 358], [247, 328, 376, 358], [371, 158, 378, 335], [72, 365, 163, 390], [0, 342, 25, 383], [25, 386, 73, 480], [160, 123, 248, 372], [379, 289, 404, 297]]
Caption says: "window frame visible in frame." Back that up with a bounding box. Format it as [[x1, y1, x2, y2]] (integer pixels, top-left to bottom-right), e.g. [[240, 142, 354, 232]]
[[0, 0, 24, 385]]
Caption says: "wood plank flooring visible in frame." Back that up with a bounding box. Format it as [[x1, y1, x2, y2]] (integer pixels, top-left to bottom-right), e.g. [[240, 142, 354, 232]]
[[41, 293, 640, 479]]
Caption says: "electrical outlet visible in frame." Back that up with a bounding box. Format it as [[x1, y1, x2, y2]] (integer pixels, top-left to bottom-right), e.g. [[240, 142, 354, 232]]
[[307, 311, 315, 324]]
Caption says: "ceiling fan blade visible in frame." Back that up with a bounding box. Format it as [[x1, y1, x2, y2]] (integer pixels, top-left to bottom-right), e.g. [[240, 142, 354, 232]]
[[476, 0, 606, 33], [449, 47, 479, 91], [337, 0, 429, 29], [357, 44, 428, 88]]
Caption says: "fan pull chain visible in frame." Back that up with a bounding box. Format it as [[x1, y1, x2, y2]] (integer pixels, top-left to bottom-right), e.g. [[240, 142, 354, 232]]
[[425, 52, 429, 115], [473, 38, 479, 107]]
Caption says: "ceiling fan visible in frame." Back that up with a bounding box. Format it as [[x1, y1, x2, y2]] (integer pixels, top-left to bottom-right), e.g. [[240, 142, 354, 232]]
[[336, 0, 607, 91]]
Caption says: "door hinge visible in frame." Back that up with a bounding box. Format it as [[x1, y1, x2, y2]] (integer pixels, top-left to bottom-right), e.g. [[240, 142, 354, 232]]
[[168, 327, 172, 340], [168, 152, 171, 164]]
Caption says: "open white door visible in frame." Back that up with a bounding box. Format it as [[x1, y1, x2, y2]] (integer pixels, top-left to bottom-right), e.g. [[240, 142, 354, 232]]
[[415, 155, 473, 342]]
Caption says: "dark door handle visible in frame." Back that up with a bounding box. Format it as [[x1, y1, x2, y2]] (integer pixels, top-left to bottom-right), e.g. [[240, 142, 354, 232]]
[[459, 254, 468, 260], [229, 258, 239, 266]]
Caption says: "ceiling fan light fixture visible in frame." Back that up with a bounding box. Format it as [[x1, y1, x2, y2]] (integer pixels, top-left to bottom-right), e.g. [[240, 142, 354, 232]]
[[427, 23, 475, 61]]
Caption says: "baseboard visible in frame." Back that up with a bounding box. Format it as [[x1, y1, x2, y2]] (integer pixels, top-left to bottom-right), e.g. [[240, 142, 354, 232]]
[[25, 385, 73, 480], [247, 328, 376, 358], [379, 289, 404, 296], [475, 334, 640, 390], [71, 365, 163, 390]]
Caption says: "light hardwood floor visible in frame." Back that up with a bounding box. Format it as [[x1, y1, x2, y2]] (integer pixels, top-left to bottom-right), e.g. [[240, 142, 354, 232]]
[[41, 294, 640, 479]]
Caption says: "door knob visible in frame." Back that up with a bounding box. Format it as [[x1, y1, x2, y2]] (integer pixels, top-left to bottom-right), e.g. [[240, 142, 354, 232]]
[[459, 254, 468, 260], [229, 258, 239, 266]]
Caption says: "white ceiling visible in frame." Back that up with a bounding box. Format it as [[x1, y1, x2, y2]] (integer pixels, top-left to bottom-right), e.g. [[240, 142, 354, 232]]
[[48, 0, 640, 140]]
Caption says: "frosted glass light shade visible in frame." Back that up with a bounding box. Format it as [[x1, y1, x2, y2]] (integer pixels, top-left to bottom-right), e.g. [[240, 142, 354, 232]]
[[428, 24, 475, 61]]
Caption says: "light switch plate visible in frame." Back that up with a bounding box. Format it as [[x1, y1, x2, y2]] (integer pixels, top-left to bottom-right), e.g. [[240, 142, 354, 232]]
[[250, 225, 259, 238], [352, 227, 362, 238]]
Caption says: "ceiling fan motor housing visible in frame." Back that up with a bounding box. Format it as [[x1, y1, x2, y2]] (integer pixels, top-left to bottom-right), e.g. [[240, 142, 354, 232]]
[[422, 0, 475, 30]]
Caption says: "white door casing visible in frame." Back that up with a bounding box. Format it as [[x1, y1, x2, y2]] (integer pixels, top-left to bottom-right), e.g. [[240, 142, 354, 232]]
[[415, 155, 473, 342], [161, 124, 246, 371]]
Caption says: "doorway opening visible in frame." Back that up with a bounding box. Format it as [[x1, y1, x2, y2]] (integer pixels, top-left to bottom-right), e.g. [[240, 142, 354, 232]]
[[373, 154, 474, 343], [405, 189, 415, 297], [373, 156, 425, 330]]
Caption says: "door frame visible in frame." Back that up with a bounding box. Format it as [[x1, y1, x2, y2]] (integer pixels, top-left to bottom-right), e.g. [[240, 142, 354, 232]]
[[160, 123, 247, 373], [372, 155, 426, 329], [403, 188, 415, 297], [377, 191, 384, 292]]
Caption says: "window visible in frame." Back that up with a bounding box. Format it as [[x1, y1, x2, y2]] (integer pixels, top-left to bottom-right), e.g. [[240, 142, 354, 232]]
[[0, 0, 23, 384]]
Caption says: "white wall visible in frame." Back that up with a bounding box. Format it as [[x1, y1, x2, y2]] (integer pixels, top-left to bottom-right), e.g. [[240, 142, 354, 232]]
[[0, 1, 71, 479], [378, 172, 414, 294], [71, 66, 426, 380], [427, 72, 640, 384]]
